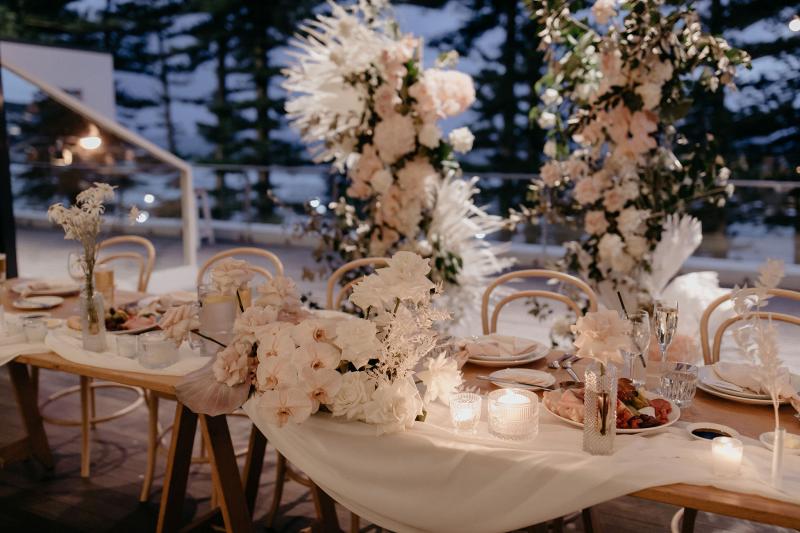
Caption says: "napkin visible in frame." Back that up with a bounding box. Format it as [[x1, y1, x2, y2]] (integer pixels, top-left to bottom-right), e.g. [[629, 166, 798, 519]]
[[497, 369, 552, 387], [464, 334, 539, 359], [713, 362, 800, 403]]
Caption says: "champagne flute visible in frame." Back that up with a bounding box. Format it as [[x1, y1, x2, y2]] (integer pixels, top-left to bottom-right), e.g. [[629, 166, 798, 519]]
[[653, 301, 679, 364], [624, 310, 650, 387]]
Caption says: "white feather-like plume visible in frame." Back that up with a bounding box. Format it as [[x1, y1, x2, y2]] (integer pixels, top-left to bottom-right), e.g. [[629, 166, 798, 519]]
[[642, 214, 702, 298]]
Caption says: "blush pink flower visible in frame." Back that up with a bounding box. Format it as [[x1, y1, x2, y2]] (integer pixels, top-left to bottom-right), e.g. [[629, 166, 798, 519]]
[[255, 355, 298, 391], [584, 210, 609, 235], [602, 186, 627, 213], [409, 69, 475, 121], [210, 258, 254, 295], [213, 340, 253, 387], [374, 84, 401, 119], [396, 157, 436, 197], [159, 303, 199, 345], [301, 367, 343, 410], [574, 177, 601, 205], [571, 309, 632, 364], [373, 113, 416, 164], [540, 161, 563, 187], [294, 341, 342, 370]]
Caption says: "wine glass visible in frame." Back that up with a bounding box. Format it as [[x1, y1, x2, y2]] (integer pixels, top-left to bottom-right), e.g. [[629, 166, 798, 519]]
[[625, 310, 650, 387], [67, 251, 85, 283], [653, 300, 679, 364]]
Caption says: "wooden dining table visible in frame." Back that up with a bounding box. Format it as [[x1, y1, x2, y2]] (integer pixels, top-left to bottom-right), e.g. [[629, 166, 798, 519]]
[[0, 283, 267, 533], [461, 355, 800, 531]]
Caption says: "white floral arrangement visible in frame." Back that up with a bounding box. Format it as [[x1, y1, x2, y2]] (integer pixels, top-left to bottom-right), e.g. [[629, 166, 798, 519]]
[[175, 252, 463, 435], [571, 309, 631, 365], [284, 0, 511, 317], [522, 0, 750, 305]]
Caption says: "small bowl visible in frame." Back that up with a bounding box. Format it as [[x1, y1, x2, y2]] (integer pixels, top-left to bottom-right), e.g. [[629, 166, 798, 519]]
[[686, 422, 740, 441], [759, 431, 800, 455]]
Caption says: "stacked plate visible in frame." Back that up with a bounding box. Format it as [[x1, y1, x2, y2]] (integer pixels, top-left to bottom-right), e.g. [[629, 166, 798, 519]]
[[697, 366, 800, 405], [465, 335, 549, 367]]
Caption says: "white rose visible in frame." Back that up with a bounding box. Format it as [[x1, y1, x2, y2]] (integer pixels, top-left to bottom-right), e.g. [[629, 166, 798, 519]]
[[537, 111, 557, 130], [418, 123, 442, 149], [334, 318, 382, 369], [610, 250, 635, 274], [417, 353, 462, 405], [330, 372, 375, 420], [363, 378, 423, 434], [598, 233, 624, 265], [625, 235, 649, 259], [448, 127, 475, 153]]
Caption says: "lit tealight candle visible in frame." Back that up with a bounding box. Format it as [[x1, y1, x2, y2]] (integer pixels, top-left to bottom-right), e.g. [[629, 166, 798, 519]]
[[449, 392, 482, 433], [488, 388, 538, 440], [711, 437, 743, 477]]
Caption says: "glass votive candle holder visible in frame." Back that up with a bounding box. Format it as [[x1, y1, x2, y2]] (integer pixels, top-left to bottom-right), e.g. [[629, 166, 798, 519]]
[[116, 334, 140, 359], [488, 388, 539, 440], [449, 392, 482, 434], [139, 331, 179, 369], [23, 316, 48, 343], [711, 436, 744, 477]]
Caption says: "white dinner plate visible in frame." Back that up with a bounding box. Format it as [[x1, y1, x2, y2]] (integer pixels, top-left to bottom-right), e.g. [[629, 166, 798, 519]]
[[11, 279, 80, 296], [759, 431, 800, 455], [697, 367, 799, 406], [699, 367, 770, 400], [543, 391, 681, 435], [467, 340, 549, 367], [13, 296, 64, 310], [489, 368, 555, 390]]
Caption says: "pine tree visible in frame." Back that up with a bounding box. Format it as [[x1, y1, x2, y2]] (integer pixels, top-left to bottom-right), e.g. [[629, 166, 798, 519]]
[[432, 0, 546, 228]]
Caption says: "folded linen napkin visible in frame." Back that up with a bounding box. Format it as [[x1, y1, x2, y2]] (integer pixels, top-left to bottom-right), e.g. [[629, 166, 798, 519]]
[[713, 362, 800, 403], [464, 334, 539, 359]]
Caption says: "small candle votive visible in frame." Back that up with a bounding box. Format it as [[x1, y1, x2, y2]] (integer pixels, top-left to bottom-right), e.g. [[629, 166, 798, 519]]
[[22, 317, 48, 343], [449, 392, 482, 433], [488, 388, 539, 440], [711, 436, 744, 477], [139, 331, 179, 369], [116, 334, 140, 359]]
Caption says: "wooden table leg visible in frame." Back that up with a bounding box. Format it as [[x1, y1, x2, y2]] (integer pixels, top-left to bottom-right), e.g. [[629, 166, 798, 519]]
[[7, 362, 53, 469], [242, 425, 267, 517], [157, 403, 198, 533], [199, 414, 254, 533], [310, 483, 343, 533]]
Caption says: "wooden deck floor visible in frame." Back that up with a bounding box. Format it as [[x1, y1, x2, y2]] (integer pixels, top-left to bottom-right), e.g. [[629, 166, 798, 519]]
[[0, 368, 792, 532]]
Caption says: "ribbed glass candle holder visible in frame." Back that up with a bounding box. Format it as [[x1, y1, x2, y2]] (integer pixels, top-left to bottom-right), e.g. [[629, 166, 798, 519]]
[[488, 388, 539, 440]]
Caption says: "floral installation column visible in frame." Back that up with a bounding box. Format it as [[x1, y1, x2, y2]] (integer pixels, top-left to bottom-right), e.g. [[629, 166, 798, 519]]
[[283, 0, 512, 322], [523, 0, 750, 308]]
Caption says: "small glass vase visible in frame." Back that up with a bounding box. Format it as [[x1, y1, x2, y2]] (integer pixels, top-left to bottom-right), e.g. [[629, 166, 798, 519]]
[[771, 427, 786, 490], [80, 287, 107, 352], [583, 361, 617, 455]]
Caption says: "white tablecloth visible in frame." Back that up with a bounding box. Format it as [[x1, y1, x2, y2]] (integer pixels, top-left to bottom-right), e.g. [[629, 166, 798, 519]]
[[45, 328, 208, 376], [245, 401, 800, 533]]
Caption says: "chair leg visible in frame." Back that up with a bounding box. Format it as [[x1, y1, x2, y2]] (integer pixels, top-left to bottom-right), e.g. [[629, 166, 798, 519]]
[[265, 451, 288, 527], [30, 366, 39, 400], [350, 512, 360, 533], [681, 508, 698, 533], [140, 391, 159, 502], [79, 376, 91, 478]]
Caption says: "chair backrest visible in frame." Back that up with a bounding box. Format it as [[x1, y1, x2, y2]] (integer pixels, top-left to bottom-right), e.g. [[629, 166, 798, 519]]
[[700, 288, 800, 364], [326, 257, 390, 310], [481, 269, 599, 335], [97, 235, 156, 292], [196, 247, 284, 286]]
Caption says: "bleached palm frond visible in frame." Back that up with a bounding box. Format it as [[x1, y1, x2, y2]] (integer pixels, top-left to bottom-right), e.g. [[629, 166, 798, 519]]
[[282, 1, 389, 169], [428, 175, 515, 319], [642, 214, 702, 297]]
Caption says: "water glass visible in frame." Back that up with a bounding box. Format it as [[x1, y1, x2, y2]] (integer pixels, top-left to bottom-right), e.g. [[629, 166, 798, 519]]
[[659, 362, 698, 408], [116, 335, 140, 358], [139, 331, 179, 369], [623, 352, 647, 388], [23, 316, 48, 343], [197, 283, 236, 354], [449, 392, 482, 434]]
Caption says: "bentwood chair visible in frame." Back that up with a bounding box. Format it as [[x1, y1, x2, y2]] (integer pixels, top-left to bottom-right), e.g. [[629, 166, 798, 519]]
[[35, 235, 157, 479], [699, 288, 800, 365], [481, 269, 598, 334], [326, 257, 390, 310], [140, 247, 285, 503]]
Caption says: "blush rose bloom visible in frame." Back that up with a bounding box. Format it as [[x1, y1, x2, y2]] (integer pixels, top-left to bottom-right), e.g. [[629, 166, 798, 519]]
[[618, 207, 648, 236], [448, 127, 474, 153], [540, 160, 563, 187], [334, 318, 382, 369], [210, 258, 254, 295], [584, 210, 609, 235], [571, 309, 632, 364], [255, 275, 302, 312], [374, 84, 400, 119], [213, 339, 253, 387], [373, 113, 416, 164], [602, 186, 627, 213], [233, 306, 279, 343], [574, 177, 602, 205], [418, 123, 442, 149], [160, 303, 199, 345]]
